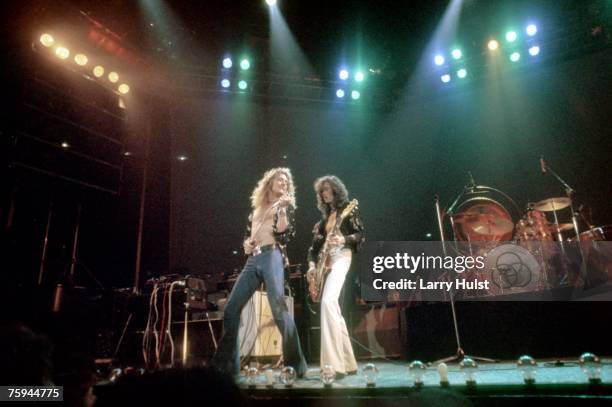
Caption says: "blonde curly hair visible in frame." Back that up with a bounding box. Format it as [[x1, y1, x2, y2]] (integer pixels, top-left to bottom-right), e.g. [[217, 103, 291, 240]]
[[250, 167, 296, 210]]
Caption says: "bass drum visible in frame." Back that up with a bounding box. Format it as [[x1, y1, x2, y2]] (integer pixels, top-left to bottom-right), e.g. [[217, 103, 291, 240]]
[[483, 244, 547, 295]]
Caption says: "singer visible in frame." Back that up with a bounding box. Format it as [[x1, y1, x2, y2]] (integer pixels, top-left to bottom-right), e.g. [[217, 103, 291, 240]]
[[307, 175, 364, 379], [212, 168, 307, 378]]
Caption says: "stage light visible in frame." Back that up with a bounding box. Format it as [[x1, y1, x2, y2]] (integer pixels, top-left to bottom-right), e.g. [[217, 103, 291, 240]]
[[108, 71, 119, 83], [265, 0, 277, 5], [123, 151, 132, 157], [264, 369, 274, 387], [457, 68, 467, 78], [510, 52, 521, 62], [55, 46, 70, 60], [246, 366, 259, 388], [336, 89, 345, 98], [434, 55, 445, 66], [517, 355, 537, 384], [488, 39, 499, 51], [321, 365, 335, 387], [354, 71, 364, 82], [177, 155, 188, 161], [408, 360, 426, 386], [61, 141, 70, 149], [529, 45, 540, 56], [108, 368, 123, 383], [40, 33, 54, 47], [222, 57, 233, 69], [440, 74, 451, 83], [351, 90, 360, 100], [280, 366, 296, 388], [221, 79, 231, 88], [459, 357, 478, 385], [118, 84, 130, 94], [74, 54, 88, 66], [579, 352, 602, 384], [93, 65, 104, 77], [437, 363, 449, 387], [526, 24, 538, 36], [363, 363, 379, 387], [451, 48, 462, 59], [240, 59, 250, 70], [238, 80, 248, 90], [339, 69, 349, 80], [505, 31, 517, 42]]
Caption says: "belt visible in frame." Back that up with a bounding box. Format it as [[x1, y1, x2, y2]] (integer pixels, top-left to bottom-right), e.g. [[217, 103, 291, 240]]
[[252, 244, 277, 256]]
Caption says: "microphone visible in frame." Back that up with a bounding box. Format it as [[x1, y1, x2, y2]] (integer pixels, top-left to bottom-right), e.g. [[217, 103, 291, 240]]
[[540, 157, 547, 174]]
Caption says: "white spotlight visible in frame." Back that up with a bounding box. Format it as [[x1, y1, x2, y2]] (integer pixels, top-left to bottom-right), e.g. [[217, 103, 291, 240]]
[[266, 0, 277, 5]]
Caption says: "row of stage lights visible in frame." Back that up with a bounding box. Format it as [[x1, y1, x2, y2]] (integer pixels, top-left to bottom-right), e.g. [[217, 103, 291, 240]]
[[219, 56, 251, 92], [218, 56, 365, 101], [39, 33, 130, 94], [243, 352, 603, 388], [335, 68, 365, 100], [434, 23, 541, 84]]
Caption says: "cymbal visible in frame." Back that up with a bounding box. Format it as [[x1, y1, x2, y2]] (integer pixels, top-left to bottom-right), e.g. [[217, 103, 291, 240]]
[[550, 223, 574, 233], [533, 197, 571, 212]]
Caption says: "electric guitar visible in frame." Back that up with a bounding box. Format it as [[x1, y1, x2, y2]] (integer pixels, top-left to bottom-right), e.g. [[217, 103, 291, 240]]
[[307, 199, 358, 302]]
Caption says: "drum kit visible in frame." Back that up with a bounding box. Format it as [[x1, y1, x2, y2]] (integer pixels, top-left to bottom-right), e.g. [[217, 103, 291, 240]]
[[442, 171, 611, 297]]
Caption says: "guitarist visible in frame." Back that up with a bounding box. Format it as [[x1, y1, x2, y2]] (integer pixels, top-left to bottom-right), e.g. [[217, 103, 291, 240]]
[[307, 175, 364, 379], [212, 168, 307, 379]]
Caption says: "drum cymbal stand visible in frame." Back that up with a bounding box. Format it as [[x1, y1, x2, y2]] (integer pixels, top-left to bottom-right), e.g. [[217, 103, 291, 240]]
[[540, 157, 589, 286], [433, 195, 495, 364]]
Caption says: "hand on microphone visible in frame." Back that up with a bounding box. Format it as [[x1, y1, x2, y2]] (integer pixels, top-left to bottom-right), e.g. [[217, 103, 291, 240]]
[[277, 194, 291, 208]]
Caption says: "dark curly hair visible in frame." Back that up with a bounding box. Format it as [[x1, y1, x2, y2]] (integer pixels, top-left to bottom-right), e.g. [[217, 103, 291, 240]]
[[313, 175, 349, 217]]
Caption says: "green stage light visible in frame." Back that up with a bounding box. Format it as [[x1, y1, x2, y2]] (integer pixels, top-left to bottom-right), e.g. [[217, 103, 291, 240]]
[[451, 49, 462, 59], [238, 80, 248, 90], [240, 59, 250, 70], [510, 52, 520, 62], [506, 31, 517, 42]]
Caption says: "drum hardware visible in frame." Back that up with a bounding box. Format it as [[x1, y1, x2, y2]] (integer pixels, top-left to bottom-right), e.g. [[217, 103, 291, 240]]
[[538, 157, 588, 286]]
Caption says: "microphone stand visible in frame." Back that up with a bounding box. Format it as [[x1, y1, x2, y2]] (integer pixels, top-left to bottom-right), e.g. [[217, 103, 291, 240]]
[[433, 195, 495, 365]]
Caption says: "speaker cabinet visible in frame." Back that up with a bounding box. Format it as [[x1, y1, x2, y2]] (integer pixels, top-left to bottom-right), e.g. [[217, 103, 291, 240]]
[[239, 290, 294, 357], [350, 303, 404, 359]]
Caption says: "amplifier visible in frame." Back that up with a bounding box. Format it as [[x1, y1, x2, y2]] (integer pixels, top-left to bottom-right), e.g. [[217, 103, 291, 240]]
[[238, 291, 293, 357]]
